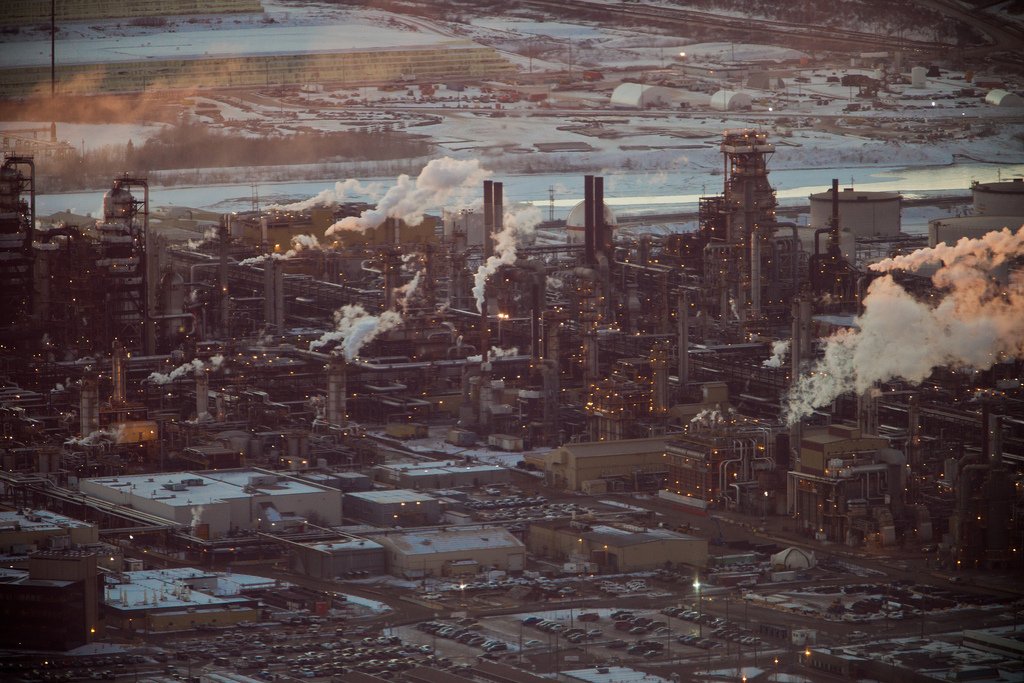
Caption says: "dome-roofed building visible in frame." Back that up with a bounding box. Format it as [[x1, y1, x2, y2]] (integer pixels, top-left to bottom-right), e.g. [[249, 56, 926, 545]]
[[985, 89, 1024, 107], [710, 90, 752, 111], [565, 200, 617, 245], [610, 83, 686, 108], [770, 546, 816, 570]]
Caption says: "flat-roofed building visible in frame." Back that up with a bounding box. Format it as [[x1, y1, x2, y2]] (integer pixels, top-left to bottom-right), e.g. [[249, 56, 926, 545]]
[[289, 538, 386, 580], [374, 461, 510, 489], [542, 437, 670, 492], [80, 468, 342, 539], [0, 509, 98, 554], [528, 521, 708, 572], [375, 527, 525, 578], [343, 489, 441, 527]]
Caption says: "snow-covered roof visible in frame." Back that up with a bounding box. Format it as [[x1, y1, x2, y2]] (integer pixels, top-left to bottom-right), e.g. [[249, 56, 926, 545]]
[[378, 527, 523, 555], [985, 89, 1024, 107], [711, 90, 753, 111]]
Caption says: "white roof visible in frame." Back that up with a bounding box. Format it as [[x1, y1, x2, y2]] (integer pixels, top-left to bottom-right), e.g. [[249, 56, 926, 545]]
[[85, 469, 333, 507], [0, 509, 93, 531], [985, 89, 1024, 107], [711, 90, 753, 111], [103, 568, 270, 612], [345, 489, 437, 504], [379, 527, 523, 556], [610, 83, 686, 108]]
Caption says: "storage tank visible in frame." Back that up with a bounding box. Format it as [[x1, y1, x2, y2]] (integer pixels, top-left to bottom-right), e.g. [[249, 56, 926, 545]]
[[565, 200, 617, 245], [103, 186, 134, 221], [910, 66, 927, 88], [973, 178, 1024, 216], [928, 215, 1024, 248], [809, 187, 901, 237]]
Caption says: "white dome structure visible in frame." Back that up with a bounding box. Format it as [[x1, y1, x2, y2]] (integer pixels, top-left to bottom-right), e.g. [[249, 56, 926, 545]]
[[610, 83, 686, 109], [985, 89, 1024, 107], [565, 200, 617, 245], [710, 90, 752, 111], [770, 547, 816, 570]]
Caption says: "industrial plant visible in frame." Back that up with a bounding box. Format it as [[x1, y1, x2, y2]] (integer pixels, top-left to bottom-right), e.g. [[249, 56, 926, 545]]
[[1, 0, 1024, 680]]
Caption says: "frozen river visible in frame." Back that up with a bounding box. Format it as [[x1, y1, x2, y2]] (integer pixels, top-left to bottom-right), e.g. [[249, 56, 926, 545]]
[[37, 161, 1024, 220]]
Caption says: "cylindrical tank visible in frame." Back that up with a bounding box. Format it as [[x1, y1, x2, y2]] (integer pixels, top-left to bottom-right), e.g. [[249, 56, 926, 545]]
[[973, 179, 1024, 216], [565, 200, 617, 245], [809, 188, 901, 237], [911, 66, 927, 88], [103, 186, 134, 221]]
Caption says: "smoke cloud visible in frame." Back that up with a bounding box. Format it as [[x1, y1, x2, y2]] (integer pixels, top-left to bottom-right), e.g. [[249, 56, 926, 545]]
[[238, 234, 321, 266], [147, 355, 225, 385], [395, 269, 423, 313], [325, 157, 490, 236], [310, 304, 404, 360], [66, 424, 126, 447], [762, 339, 791, 368], [267, 179, 384, 212], [785, 227, 1024, 424], [471, 203, 544, 311]]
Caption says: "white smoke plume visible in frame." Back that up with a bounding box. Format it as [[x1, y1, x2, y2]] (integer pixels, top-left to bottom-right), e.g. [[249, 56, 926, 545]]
[[472, 203, 544, 311], [147, 355, 225, 385], [191, 505, 205, 530], [325, 157, 490, 236], [310, 304, 404, 360], [467, 346, 520, 362], [395, 270, 423, 313], [66, 424, 126, 447], [238, 234, 321, 266], [267, 179, 384, 212], [762, 339, 791, 368], [785, 227, 1024, 424]]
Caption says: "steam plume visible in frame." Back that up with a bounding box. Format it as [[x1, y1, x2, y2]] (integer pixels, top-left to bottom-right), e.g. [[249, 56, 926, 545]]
[[147, 355, 225, 385], [325, 157, 490, 236], [66, 424, 126, 446], [762, 339, 791, 368], [238, 234, 321, 266], [785, 227, 1024, 424], [310, 304, 404, 360], [267, 179, 383, 212], [472, 203, 543, 311], [395, 270, 423, 312]]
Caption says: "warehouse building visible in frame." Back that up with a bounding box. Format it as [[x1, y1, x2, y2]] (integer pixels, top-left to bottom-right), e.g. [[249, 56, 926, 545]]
[[542, 437, 671, 492], [103, 567, 265, 633], [0, 508, 99, 554], [80, 468, 343, 539], [289, 537, 387, 580], [374, 461, 510, 489], [375, 527, 525, 578], [528, 522, 708, 572], [343, 489, 442, 527]]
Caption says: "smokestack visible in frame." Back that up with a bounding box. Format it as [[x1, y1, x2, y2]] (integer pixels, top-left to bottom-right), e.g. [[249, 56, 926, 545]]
[[195, 367, 209, 419], [111, 340, 126, 407], [218, 214, 230, 338], [858, 388, 879, 437], [263, 260, 284, 330], [652, 342, 669, 413], [907, 393, 921, 470], [480, 296, 490, 362], [482, 180, 494, 260], [750, 224, 762, 317], [326, 356, 347, 427], [677, 291, 689, 390], [594, 176, 606, 257], [987, 413, 1003, 464], [493, 181, 503, 247], [80, 371, 99, 436], [830, 178, 840, 255], [583, 175, 595, 265]]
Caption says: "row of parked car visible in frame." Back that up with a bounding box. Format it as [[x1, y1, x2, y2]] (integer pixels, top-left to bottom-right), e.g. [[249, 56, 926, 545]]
[[416, 621, 509, 653]]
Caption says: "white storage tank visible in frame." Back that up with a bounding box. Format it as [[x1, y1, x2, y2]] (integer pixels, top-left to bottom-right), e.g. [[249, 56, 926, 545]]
[[910, 66, 927, 88], [809, 187, 901, 237], [973, 178, 1024, 216], [928, 215, 1024, 248]]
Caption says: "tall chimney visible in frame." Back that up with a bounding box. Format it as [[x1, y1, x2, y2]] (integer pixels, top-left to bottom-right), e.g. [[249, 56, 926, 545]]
[[583, 175, 595, 265], [493, 181, 504, 245], [482, 180, 494, 260], [326, 356, 347, 427], [111, 340, 126, 407], [677, 291, 690, 390], [594, 175, 606, 257], [195, 367, 209, 419], [80, 371, 99, 436]]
